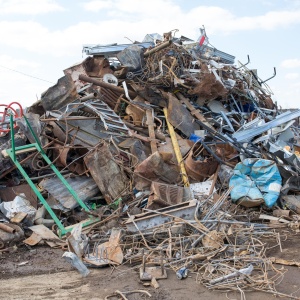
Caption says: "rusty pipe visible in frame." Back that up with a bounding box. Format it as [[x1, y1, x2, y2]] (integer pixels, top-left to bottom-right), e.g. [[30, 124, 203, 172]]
[[144, 40, 172, 57], [79, 92, 98, 102], [0, 223, 16, 234], [79, 75, 137, 98], [123, 121, 166, 141]]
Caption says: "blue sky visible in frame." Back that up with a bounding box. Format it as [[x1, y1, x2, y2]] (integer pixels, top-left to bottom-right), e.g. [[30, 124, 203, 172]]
[[0, 0, 300, 108]]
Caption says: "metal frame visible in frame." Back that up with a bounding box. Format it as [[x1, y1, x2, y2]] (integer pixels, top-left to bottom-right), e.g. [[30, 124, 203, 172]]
[[6, 115, 99, 237]]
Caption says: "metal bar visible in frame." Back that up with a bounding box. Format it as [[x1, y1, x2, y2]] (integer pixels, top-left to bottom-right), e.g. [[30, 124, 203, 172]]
[[23, 115, 43, 152], [5, 148, 67, 235], [144, 40, 172, 57], [261, 67, 276, 84], [232, 109, 300, 142], [10, 115, 16, 161], [79, 74, 137, 98]]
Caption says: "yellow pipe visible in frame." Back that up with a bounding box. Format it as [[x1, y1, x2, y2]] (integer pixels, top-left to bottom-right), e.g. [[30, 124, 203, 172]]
[[163, 108, 190, 187]]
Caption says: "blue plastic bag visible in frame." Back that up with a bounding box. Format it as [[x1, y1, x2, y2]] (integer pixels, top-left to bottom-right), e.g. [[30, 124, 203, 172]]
[[229, 158, 282, 208]]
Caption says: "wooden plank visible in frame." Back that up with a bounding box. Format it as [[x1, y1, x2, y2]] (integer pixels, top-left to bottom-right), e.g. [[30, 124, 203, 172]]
[[2, 147, 36, 158], [146, 108, 158, 153]]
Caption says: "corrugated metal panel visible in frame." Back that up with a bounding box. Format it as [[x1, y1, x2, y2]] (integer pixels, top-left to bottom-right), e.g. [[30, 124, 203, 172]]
[[39, 176, 99, 210], [82, 42, 154, 56]]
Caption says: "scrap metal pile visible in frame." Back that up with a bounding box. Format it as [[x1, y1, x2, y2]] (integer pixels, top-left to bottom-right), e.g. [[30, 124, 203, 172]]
[[1, 29, 300, 298]]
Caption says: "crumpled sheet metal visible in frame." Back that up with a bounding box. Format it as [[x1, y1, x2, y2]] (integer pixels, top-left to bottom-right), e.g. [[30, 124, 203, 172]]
[[133, 151, 180, 190], [41, 74, 79, 111], [39, 176, 99, 211], [118, 138, 148, 164], [158, 137, 193, 164], [189, 64, 228, 103], [147, 181, 184, 209], [84, 143, 128, 203], [232, 110, 300, 142], [229, 158, 282, 208], [117, 44, 145, 72], [185, 148, 219, 182], [125, 103, 146, 126], [166, 93, 200, 137], [83, 55, 113, 78]]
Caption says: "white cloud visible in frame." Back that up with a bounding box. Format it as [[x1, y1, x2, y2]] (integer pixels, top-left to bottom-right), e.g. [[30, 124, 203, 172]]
[[82, 1, 300, 33], [0, 55, 39, 69], [285, 72, 299, 79], [281, 58, 300, 68], [0, 0, 64, 15], [83, 0, 112, 11], [0, 69, 49, 107], [1, 2, 300, 58], [0, 1, 300, 108]]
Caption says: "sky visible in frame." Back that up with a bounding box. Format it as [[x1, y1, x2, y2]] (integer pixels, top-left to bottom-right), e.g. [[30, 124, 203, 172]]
[[0, 0, 300, 109]]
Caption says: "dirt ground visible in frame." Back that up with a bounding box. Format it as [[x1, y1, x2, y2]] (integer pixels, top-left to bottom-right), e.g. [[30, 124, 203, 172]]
[[1, 231, 300, 300]]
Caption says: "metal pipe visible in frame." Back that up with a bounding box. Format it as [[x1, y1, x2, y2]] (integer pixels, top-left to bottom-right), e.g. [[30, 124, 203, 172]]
[[123, 121, 165, 141], [40, 117, 100, 122], [34, 205, 55, 228], [80, 92, 98, 102], [0, 223, 15, 233], [144, 40, 172, 57], [79, 74, 137, 98]]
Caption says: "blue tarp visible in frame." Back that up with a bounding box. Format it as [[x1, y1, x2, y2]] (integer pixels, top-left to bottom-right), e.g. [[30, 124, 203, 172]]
[[229, 158, 282, 208]]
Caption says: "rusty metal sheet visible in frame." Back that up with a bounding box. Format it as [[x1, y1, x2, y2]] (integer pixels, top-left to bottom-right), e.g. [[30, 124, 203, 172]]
[[133, 151, 180, 190], [185, 148, 219, 182], [125, 104, 146, 126], [147, 182, 184, 209], [27, 224, 64, 248], [23, 232, 42, 246], [158, 137, 193, 164], [84, 143, 128, 203], [63, 61, 89, 90], [41, 74, 79, 111], [118, 138, 148, 164], [83, 55, 113, 78], [189, 64, 228, 103], [167, 93, 200, 137]]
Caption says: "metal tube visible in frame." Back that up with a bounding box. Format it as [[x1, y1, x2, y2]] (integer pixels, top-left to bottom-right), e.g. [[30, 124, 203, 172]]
[[80, 92, 98, 102], [10, 115, 16, 161], [144, 40, 172, 57], [79, 74, 137, 98], [0, 223, 15, 233]]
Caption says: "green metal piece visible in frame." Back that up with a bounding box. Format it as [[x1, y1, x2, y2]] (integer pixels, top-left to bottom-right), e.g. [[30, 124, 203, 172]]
[[10, 115, 16, 161], [6, 148, 67, 234], [23, 115, 43, 151], [58, 216, 100, 238], [6, 115, 100, 236]]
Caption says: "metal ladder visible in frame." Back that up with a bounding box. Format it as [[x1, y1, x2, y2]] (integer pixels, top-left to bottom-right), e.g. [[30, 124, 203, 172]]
[[5, 114, 99, 237]]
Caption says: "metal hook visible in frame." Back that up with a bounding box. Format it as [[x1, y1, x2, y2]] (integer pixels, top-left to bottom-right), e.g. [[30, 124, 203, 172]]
[[237, 55, 250, 69], [261, 67, 276, 84]]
